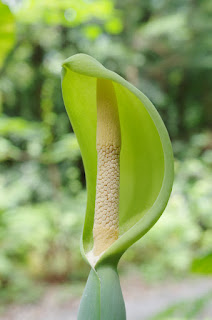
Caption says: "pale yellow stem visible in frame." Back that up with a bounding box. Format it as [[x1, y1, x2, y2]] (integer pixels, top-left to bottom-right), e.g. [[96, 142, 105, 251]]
[[93, 78, 121, 256]]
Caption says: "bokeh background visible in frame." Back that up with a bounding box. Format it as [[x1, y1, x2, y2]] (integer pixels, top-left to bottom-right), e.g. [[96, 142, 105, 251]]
[[0, 0, 212, 319]]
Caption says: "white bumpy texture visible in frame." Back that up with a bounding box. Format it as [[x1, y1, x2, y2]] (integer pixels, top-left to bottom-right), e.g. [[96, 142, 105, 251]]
[[93, 145, 120, 255]]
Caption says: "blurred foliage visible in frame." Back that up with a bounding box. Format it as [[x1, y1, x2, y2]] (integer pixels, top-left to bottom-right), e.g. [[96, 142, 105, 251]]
[[15, 0, 120, 28], [150, 291, 212, 320], [0, 0, 212, 306], [191, 252, 212, 275], [0, 1, 15, 69]]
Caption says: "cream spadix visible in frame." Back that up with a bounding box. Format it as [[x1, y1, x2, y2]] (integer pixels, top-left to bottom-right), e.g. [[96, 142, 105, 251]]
[[93, 78, 121, 256]]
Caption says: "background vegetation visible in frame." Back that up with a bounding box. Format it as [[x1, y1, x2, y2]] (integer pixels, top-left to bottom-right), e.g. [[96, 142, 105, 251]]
[[0, 0, 212, 316]]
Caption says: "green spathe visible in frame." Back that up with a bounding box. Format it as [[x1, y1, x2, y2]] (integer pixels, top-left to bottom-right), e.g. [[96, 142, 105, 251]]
[[61, 53, 174, 319], [62, 53, 173, 264]]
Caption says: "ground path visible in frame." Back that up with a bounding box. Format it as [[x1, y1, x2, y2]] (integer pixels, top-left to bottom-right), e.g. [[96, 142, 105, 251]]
[[1, 275, 212, 320]]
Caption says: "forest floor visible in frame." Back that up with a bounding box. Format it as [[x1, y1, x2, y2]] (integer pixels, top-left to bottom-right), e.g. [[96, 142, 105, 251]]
[[1, 274, 212, 320]]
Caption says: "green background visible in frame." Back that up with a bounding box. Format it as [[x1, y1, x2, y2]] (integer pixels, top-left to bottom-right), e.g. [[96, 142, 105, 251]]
[[0, 0, 211, 318]]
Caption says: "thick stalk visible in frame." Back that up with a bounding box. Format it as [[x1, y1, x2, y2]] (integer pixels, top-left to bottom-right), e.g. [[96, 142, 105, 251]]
[[77, 265, 126, 320]]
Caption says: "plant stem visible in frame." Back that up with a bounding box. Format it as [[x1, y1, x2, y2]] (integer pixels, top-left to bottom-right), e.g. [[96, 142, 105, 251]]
[[78, 264, 126, 320]]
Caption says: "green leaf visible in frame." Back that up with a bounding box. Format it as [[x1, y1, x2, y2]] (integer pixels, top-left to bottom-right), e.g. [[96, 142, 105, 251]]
[[61, 53, 174, 267], [0, 1, 15, 69]]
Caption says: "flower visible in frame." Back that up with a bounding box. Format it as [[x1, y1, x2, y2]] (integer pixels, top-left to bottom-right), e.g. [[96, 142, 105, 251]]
[[61, 53, 174, 319]]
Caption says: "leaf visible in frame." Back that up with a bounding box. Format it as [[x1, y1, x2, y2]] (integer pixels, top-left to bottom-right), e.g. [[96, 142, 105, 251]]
[[0, 1, 15, 69], [61, 53, 174, 267]]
